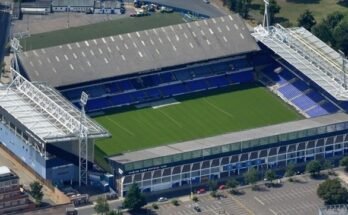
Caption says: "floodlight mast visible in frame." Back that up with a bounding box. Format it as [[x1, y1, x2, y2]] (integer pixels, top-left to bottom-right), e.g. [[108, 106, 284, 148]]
[[79, 91, 89, 187], [263, 0, 270, 32]]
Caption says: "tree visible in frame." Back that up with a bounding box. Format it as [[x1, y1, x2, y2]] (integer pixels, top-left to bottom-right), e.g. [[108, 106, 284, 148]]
[[227, 178, 239, 189], [306, 160, 322, 176], [29, 181, 43, 206], [244, 168, 258, 186], [333, 19, 348, 55], [260, 0, 280, 24], [229, 0, 253, 19], [94, 197, 109, 215], [107, 211, 122, 215], [340, 156, 348, 171], [264, 169, 276, 184], [285, 164, 295, 177], [317, 179, 348, 205], [123, 183, 146, 211], [208, 180, 218, 191], [297, 10, 316, 31]]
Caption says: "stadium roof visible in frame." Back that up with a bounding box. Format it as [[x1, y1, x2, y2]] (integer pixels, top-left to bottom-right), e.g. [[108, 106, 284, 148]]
[[110, 112, 348, 164], [0, 70, 108, 143], [19, 15, 260, 88], [252, 24, 348, 101]]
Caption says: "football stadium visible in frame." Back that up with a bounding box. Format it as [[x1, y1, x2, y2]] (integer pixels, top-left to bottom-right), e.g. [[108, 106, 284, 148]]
[[2, 13, 348, 197]]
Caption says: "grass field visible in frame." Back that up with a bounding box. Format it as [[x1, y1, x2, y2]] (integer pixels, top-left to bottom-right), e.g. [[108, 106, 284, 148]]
[[249, 0, 348, 25], [94, 84, 302, 162], [20, 13, 185, 51]]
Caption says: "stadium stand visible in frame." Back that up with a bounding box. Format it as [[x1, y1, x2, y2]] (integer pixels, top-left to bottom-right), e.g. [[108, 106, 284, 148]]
[[60, 56, 254, 112], [260, 61, 340, 118]]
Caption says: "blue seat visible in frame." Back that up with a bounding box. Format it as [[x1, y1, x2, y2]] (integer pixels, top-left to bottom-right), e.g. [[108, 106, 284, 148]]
[[207, 75, 229, 87], [118, 80, 135, 91], [160, 72, 176, 83], [186, 80, 207, 92], [160, 83, 187, 96]]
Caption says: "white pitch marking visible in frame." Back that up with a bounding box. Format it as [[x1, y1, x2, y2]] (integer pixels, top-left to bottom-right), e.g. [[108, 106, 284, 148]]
[[138, 51, 143, 58], [85, 41, 89, 46], [206, 39, 211, 45], [141, 40, 146, 46], [234, 24, 239, 30], [240, 33, 245, 39], [136, 32, 140, 37], [226, 25, 231, 31], [73, 53, 77, 59], [64, 55, 68, 60], [209, 28, 214, 34], [104, 58, 109, 63], [119, 35, 123, 40], [175, 35, 179, 41], [189, 43, 194, 48], [76, 42, 80, 48], [155, 49, 160, 55], [67, 44, 72, 50], [121, 55, 126, 61], [93, 39, 97, 45], [98, 48, 103, 54], [133, 42, 137, 48], [127, 33, 131, 38], [110, 36, 115, 42], [107, 47, 112, 53], [223, 36, 228, 42], [81, 51, 86, 57], [102, 38, 106, 44], [69, 64, 74, 70], [55, 56, 60, 62], [90, 50, 95, 56], [229, 15, 233, 21]]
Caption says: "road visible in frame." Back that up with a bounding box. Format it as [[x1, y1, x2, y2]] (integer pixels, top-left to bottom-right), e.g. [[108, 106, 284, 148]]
[[0, 3, 11, 64]]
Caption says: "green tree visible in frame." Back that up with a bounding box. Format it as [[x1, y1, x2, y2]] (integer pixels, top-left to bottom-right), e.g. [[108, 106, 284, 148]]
[[265, 169, 276, 183], [340, 156, 348, 171], [317, 179, 348, 205], [94, 197, 110, 215], [229, 0, 253, 18], [123, 183, 146, 211], [244, 168, 258, 186], [285, 164, 295, 177], [107, 211, 122, 215], [227, 178, 239, 189], [29, 181, 43, 206], [297, 10, 316, 31], [333, 19, 348, 55], [260, 0, 281, 24], [306, 160, 322, 176], [208, 180, 218, 191]]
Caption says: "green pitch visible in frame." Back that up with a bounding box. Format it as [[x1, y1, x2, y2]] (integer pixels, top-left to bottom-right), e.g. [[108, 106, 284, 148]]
[[94, 84, 302, 160]]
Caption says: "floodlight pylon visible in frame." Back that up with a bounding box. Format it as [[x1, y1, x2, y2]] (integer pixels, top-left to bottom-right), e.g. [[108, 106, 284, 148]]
[[79, 91, 89, 187], [263, 0, 270, 32]]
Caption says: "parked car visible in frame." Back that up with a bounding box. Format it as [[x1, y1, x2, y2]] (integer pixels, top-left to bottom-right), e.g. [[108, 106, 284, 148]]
[[194, 206, 201, 212], [158, 197, 168, 202], [197, 188, 206, 194]]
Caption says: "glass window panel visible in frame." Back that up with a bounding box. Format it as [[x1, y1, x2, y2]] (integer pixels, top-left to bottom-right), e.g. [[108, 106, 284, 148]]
[[202, 148, 211, 156], [153, 158, 162, 166], [143, 159, 153, 168], [231, 143, 241, 151], [192, 150, 202, 158], [183, 152, 191, 160], [297, 130, 307, 138], [279, 134, 288, 141], [211, 146, 221, 155], [326, 125, 336, 133], [162, 156, 172, 164], [133, 161, 143, 170], [242, 141, 251, 149], [259, 137, 269, 145], [124, 163, 133, 171], [173, 154, 182, 162], [288, 132, 298, 140], [317, 126, 326, 134], [336, 123, 345, 131], [221, 145, 230, 153]]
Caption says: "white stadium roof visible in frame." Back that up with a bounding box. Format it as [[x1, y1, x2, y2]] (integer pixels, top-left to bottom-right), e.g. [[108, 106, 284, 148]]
[[0, 70, 108, 143], [252, 24, 348, 101]]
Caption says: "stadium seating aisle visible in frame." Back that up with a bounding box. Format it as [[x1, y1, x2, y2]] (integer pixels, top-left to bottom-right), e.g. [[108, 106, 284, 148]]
[[261, 63, 339, 118]]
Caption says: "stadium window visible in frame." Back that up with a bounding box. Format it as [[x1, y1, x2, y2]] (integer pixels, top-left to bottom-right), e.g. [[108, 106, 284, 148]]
[[173, 154, 182, 162], [221, 145, 230, 153], [326, 125, 336, 133], [297, 130, 307, 139], [133, 161, 143, 170], [143, 159, 153, 168], [162, 156, 172, 164], [192, 150, 201, 158], [231, 143, 241, 151], [307, 128, 317, 137], [288, 132, 298, 140], [202, 148, 211, 157], [317, 126, 326, 134], [211, 146, 221, 155], [241, 141, 250, 150], [183, 152, 191, 160], [336, 123, 345, 131], [124, 163, 133, 171], [153, 157, 162, 166]]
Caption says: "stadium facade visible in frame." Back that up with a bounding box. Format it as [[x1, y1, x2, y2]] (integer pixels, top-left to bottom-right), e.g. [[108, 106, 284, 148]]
[[110, 113, 348, 196], [11, 14, 348, 196], [0, 69, 108, 184]]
